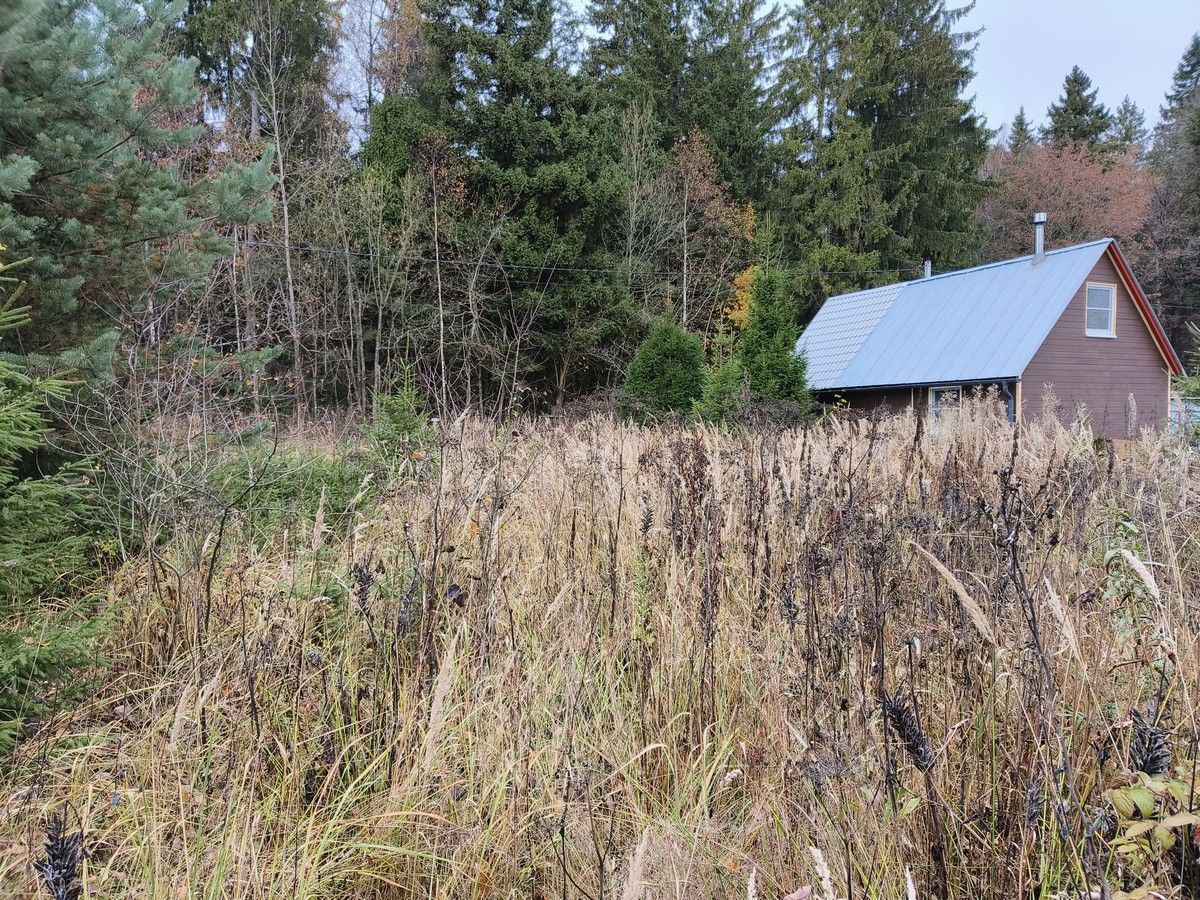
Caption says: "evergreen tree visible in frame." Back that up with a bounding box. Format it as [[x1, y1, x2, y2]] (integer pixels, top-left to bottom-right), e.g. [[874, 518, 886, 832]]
[[777, 0, 986, 285], [1009, 107, 1035, 157], [1045, 66, 1112, 147], [180, 0, 339, 150], [0, 0, 273, 351], [1106, 96, 1148, 154], [694, 355, 744, 421], [777, 0, 893, 305], [852, 0, 989, 271], [0, 254, 99, 754], [420, 0, 630, 403], [736, 268, 809, 406], [780, 111, 895, 310], [696, 268, 811, 420], [684, 0, 782, 202], [1143, 40, 1200, 355], [585, 0, 690, 145], [621, 319, 706, 420], [1163, 33, 1200, 120]]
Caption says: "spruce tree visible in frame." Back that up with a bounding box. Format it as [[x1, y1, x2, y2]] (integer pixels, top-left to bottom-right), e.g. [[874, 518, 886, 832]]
[[585, 0, 690, 145], [736, 268, 809, 407], [1107, 96, 1148, 154], [684, 0, 782, 202], [1143, 40, 1200, 354], [0, 0, 273, 351], [0, 254, 99, 754], [1045, 66, 1112, 147], [1009, 107, 1035, 157], [777, 0, 986, 282], [421, 0, 630, 403], [777, 0, 893, 304], [851, 0, 989, 271], [696, 268, 811, 420], [180, 0, 339, 150], [1163, 33, 1200, 119]]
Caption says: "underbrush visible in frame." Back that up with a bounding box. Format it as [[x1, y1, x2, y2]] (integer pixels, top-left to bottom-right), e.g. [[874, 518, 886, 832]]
[[209, 445, 378, 540], [3, 411, 1200, 899]]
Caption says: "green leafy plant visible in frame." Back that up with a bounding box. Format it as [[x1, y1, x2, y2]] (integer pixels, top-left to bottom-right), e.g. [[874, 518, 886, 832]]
[[210, 446, 375, 539], [1105, 768, 1199, 893]]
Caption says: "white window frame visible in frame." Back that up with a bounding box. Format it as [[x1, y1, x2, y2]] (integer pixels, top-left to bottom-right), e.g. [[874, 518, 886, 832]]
[[1085, 282, 1116, 338], [929, 384, 961, 419]]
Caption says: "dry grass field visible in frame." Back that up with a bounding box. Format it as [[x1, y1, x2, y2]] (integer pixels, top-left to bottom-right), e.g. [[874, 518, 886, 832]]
[[3, 407, 1200, 899]]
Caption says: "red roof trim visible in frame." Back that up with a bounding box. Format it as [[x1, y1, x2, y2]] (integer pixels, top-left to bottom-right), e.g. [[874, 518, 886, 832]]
[[1104, 242, 1184, 375]]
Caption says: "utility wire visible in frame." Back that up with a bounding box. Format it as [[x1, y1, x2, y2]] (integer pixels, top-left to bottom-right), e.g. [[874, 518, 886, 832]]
[[231, 240, 1200, 320], [234, 237, 925, 280]]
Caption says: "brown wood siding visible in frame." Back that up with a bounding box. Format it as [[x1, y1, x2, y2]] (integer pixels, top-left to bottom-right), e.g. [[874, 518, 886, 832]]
[[822, 387, 924, 415], [822, 384, 1011, 419], [1021, 252, 1170, 437]]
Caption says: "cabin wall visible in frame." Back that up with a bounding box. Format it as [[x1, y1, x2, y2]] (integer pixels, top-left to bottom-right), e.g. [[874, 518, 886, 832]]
[[821, 384, 1011, 418], [826, 387, 924, 415], [1021, 252, 1170, 437]]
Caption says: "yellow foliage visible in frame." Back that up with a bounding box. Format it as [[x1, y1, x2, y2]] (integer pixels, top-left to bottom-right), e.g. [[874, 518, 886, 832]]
[[739, 203, 756, 241], [727, 264, 759, 329]]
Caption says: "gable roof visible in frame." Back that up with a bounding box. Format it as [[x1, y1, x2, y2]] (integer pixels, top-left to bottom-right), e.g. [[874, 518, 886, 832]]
[[796, 239, 1183, 391]]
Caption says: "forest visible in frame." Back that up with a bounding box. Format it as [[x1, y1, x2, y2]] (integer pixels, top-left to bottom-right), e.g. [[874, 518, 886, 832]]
[[3, 1, 1200, 898], [3, 0, 1199, 414]]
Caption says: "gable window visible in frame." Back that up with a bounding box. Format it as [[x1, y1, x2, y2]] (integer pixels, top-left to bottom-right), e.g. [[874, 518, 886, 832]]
[[929, 385, 961, 419], [1086, 283, 1116, 337]]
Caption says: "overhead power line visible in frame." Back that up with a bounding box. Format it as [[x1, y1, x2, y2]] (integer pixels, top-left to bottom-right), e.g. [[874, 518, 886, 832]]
[[233, 238, 925, 280]]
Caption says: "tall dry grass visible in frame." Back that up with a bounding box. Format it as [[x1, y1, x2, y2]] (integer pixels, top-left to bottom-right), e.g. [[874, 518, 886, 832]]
[[3, 406, 1200, 899]]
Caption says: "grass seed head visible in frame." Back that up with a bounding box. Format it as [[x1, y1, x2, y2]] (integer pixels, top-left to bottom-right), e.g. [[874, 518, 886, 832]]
[[883, 692, 935, 772], [1130, 706, 1172, 776], [33, 813, 83, 900]]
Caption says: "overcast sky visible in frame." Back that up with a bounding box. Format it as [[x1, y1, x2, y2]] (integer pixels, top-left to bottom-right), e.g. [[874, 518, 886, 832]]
[[962, 0, 1197, 136]]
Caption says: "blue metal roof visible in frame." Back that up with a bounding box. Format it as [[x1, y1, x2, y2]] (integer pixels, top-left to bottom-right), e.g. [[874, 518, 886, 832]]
[[796, 239, 1113, 391]]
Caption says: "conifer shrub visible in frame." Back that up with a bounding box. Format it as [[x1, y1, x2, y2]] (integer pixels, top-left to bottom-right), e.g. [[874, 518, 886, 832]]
[[620, 320, 707, 423], [0, 258, 102, 755], [694, 357, 747, 422], [738, 269, 811, 410], [368, 381, 436, 463], [697, 270, 813, 425]]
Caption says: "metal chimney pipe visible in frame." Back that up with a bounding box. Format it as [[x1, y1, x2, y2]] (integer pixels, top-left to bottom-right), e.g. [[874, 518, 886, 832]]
[[923, 259, 932, 278], [1033, 211, 1047, 259]]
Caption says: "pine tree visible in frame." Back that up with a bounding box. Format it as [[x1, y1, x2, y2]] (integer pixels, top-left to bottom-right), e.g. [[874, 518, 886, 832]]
[[1045, 66, 1112, 147], [0, 253, 99, 754], [1106, 96, 1148, 154], [585, 0, 691, 145], [684, 0, 782, 202], [0, 0, 273, 351], [1009, 107, 1035, 158]]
